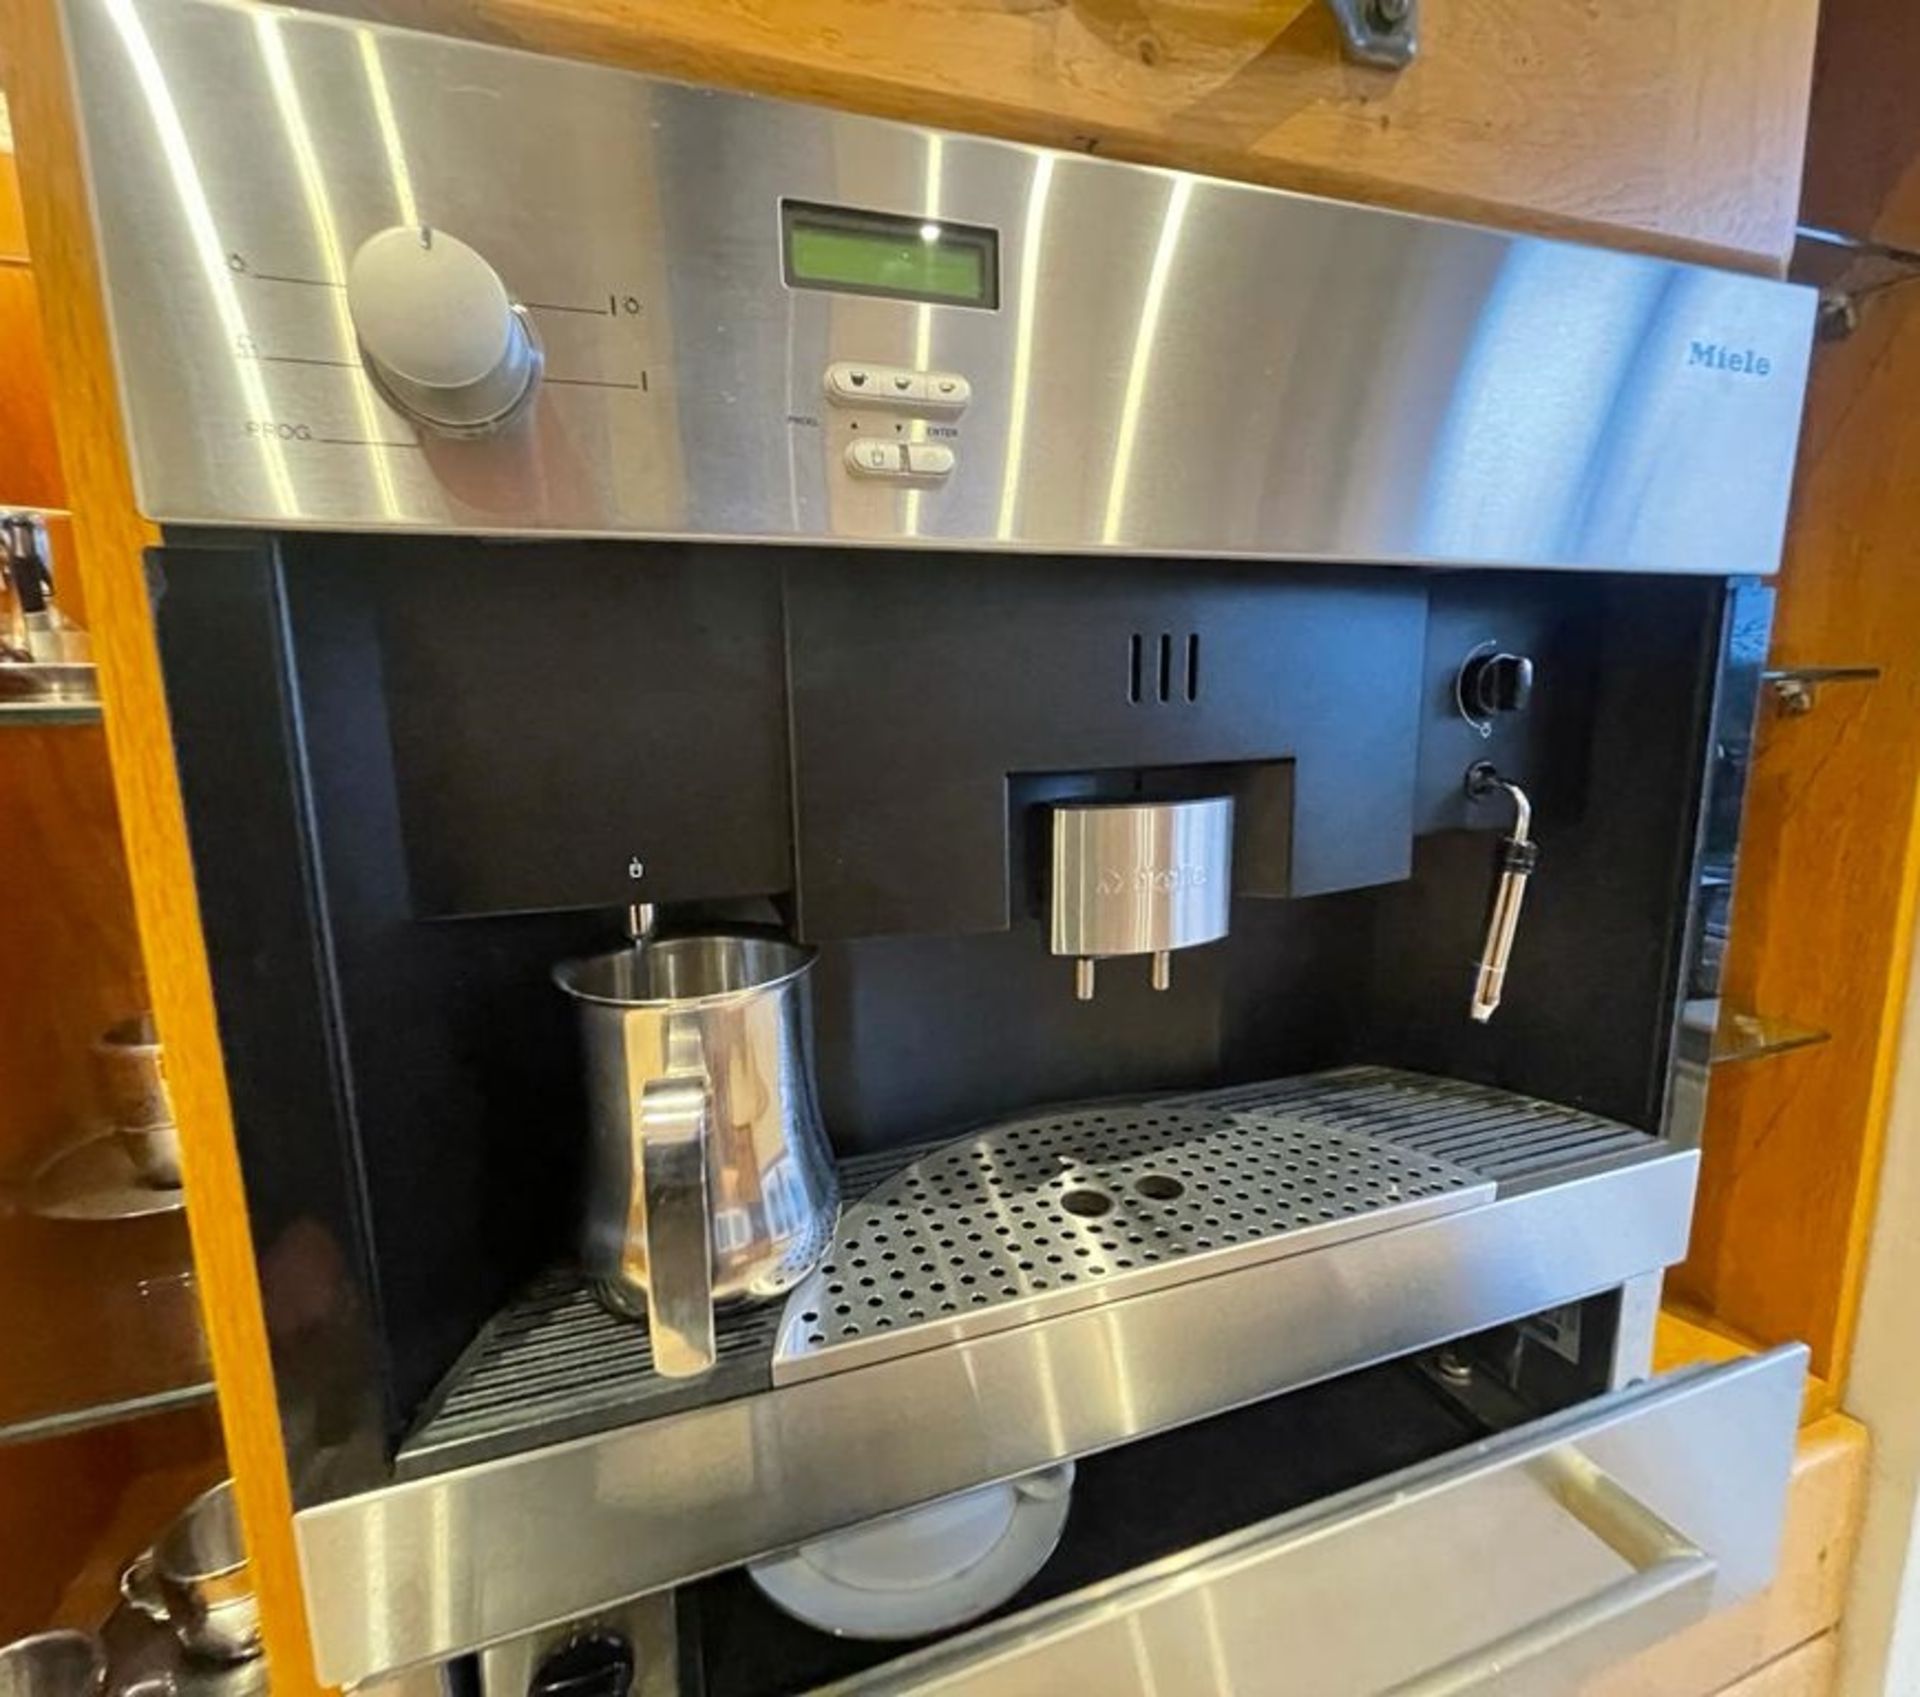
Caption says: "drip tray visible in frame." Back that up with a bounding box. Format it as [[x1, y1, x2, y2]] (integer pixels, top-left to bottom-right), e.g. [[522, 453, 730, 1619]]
[[396, 1067, 1658, 1480], [773, 1105, 1489, 1381]]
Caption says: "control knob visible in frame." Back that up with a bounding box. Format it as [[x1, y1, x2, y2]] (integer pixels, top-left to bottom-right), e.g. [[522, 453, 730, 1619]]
[[346, 225, 540, 432], [526, 1632, 635, 1697], [1456, 647, 1535, 737]]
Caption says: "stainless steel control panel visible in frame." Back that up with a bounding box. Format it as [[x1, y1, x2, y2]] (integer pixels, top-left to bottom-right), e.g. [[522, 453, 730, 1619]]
[[65, 0, 1815, 570]]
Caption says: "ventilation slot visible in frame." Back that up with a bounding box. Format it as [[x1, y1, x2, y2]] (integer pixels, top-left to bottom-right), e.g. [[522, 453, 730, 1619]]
[[1128, 632, 1201, 704]]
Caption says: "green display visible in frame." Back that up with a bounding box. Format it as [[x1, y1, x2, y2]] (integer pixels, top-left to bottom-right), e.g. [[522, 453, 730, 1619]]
[[783, 203, 998, 308]]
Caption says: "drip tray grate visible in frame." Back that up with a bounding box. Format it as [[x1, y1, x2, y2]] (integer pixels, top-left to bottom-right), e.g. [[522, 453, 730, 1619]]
[[771, 1101, 1491, 1381], [398, 1069, 1655, 1475]]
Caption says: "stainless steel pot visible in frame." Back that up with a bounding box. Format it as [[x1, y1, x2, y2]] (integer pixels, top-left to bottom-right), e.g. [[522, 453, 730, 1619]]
[[0, 1633, 105, 1697], [120, 1480, 261, 1663], [555, 934, 839, 1378]]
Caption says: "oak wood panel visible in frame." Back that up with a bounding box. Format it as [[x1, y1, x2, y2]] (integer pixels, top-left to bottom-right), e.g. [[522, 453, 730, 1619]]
[[1654, 1306, 1836, 1426], [0, 148, 28, 262], [0, 1424, 129, 1640], [50, 1402, 228, 1632], [1710, 1635, 1837, 1697], [0, 8, 326, 1693], [1671, 281, 1920, 1391], [0, 724, 145, 1173], [0, 261, 68, 511], [0, 1400, 221, 1640], [1580, 1416, 1865, 1697], [307, 0, 1820, 272], [1800, 0, 1920, 250]]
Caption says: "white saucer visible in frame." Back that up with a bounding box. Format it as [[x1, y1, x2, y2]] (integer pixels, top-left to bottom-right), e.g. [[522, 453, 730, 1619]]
[[747, 1463, 1074, 1641]]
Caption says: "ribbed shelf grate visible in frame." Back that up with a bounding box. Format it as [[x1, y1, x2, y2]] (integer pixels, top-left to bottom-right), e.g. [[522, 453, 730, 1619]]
[[397, 1069, 1657, 1475]]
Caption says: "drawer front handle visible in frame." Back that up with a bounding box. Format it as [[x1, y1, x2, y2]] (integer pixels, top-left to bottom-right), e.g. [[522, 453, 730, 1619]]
[[1385, 1449, 1715, 1696]]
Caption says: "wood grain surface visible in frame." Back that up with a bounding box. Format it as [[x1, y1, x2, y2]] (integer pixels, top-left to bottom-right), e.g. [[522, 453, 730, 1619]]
[[0, 149, 27, 261], [1800, 0, 1920, 251], [1672, 277, 1920, 1393], [0, 14, 326, 1692], [0, 257, 68, 515], [302, 0, 1820, 271], [49, 1401, 229, 1634], [1709, 1635, 1839, 1697], [0, 1423, 130, 1641]]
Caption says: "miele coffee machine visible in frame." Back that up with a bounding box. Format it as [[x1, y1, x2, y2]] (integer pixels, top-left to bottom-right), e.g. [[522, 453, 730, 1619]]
[[60, 0, 1816, 1690]]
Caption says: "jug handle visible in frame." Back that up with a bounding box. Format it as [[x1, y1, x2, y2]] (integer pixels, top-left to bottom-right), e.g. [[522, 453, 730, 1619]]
[[120, 1548, 172, 1623], [638, 1076, 717, 1378]]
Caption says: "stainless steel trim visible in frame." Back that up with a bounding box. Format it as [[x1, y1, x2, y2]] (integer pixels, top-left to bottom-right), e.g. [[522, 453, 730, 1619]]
[[63, 0, 1813, 570], [1666, 579, 1776, 1149], [822, 1346, 1804, 1697], [1608, 1269, 1664, 1391], [295, 1145, 1697, 1684]]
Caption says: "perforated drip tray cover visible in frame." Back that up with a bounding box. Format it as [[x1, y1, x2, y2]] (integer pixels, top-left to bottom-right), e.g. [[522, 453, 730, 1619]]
[[397, 1067, 1656, 1476], [771, 1089, 1492, 1382]]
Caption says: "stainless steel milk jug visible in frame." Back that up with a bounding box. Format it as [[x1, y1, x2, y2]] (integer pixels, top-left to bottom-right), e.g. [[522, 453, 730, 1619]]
[[555, 934, 839, 1377]]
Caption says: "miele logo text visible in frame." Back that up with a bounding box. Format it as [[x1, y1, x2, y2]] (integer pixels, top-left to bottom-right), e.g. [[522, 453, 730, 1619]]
[[1688, 341, 1773, 377], [1098, 866, 1210, 896]]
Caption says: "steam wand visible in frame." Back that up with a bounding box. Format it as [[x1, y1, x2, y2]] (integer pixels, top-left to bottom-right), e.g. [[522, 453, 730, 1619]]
[[1464, 762, 1537, 1023]]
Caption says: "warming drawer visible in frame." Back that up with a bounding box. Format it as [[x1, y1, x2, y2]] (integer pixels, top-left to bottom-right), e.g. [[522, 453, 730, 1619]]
[[686, 1346, 1808, 1696]]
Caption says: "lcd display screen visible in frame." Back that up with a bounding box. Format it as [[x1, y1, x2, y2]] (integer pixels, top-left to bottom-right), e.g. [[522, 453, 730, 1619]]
[[783, 201, 999, 308]]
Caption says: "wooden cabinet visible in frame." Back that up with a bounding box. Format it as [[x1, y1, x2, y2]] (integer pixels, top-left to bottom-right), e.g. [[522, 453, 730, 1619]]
[[0, 142, 229, 1657], [319, 0, 1820, 271], [1801, 0, 1920, 253], [0, 2, 1866, 1695]]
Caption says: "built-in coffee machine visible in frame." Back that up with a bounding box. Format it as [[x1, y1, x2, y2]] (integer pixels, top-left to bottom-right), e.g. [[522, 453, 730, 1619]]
[[60, 0, 1816, 1690]]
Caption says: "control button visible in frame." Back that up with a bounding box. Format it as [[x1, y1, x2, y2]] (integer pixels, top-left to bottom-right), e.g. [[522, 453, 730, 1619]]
[[925, 373, 971, 411], [845, 439, 905, 476], [825, 363, 960, 410], [346, 225, 540, 434], [905, 442, 956, 477], [826, 362, 885, 404]]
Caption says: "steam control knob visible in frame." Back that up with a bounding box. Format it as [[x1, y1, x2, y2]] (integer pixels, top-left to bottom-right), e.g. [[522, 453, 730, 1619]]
[[1457, 648, 1535, 735], [346, 225, 540, 432]]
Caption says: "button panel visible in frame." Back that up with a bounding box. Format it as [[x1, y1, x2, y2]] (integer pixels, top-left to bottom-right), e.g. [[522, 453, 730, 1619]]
[[826, 362, 969, 413], [844, 440, 956, 479]]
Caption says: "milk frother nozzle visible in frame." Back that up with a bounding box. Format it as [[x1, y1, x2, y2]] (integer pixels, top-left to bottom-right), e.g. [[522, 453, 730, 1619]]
[[1465, 763, 1537, 1024]]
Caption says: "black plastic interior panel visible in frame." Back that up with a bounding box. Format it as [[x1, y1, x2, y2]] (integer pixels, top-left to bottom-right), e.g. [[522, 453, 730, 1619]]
[[377, 544, 791, 917], [785, 559, 1426, 938], [152, 535, 1725, 1501]]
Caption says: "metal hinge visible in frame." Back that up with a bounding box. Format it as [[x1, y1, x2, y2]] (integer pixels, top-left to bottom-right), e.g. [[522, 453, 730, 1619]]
[[1323, 0, 1418, 67]]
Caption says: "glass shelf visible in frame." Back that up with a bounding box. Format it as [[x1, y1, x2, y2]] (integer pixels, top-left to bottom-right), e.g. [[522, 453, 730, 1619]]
[[0, 698, 102, 726], [1684, 997, 1831, 1066], [0, 1131, 214, 1446]]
